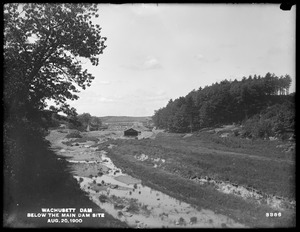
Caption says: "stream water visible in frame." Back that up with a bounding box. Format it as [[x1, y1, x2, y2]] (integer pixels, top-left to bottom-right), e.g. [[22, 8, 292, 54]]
[[66, 150, 245, 228]]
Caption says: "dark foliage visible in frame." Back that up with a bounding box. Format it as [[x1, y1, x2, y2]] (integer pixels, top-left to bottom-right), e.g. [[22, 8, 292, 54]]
[[153, 73, 294, 137], [4, 3, 106, 119], [3, 4, 110, 227]]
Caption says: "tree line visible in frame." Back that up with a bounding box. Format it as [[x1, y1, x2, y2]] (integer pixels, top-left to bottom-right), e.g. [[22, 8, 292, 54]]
[[152, 73, 293, 134]]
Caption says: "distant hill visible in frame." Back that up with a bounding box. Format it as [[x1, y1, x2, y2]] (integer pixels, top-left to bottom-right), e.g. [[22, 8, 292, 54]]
[[152, 72, 294, 137], [100, 116, 152, 124]]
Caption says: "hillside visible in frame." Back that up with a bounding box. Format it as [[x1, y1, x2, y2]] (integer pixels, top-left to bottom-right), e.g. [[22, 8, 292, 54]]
[[153, 73, 295, 139], [100, 116, 152, 123]]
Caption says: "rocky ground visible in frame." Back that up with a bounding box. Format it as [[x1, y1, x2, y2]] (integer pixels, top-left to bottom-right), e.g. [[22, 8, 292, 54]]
[[46, 129, 247, 228], [45, 126, 295, 228]]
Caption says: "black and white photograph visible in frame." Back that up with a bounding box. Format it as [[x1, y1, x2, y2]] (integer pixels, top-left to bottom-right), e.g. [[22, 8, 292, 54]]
[[3, 3, 296, 228]]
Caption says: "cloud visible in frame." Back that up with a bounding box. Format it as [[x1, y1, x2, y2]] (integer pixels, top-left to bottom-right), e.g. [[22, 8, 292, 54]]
[[145, 95, 169, 101], [78, 90, 118, 104], [120, 88, 168, 103], [98, 97, 115, 103], [124, 56, 162, 70], [143, 57, 162, 69], [195, 54, 204, 60], [76, 96, 116, 104], [145, 89, 168, 101], [194, 53, 220, 63]]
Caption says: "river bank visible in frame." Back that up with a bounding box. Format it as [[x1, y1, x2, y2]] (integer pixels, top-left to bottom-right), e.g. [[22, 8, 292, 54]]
[[46, 129, 246, 228], [3, 129, 127, 228], [45, 128, 295, 228]]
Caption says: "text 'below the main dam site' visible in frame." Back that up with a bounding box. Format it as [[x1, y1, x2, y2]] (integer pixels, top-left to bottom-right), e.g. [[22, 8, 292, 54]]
[[26, 208, 104, 224]]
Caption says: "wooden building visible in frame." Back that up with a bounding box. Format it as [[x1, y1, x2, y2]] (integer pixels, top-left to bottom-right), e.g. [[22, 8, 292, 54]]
[[124, 128, 139, 137]]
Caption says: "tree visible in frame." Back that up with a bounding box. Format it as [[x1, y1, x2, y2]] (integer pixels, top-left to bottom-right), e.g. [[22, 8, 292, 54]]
[[283, 74, 292, 95], [172, 105, 190, 133], [77, 113, 92, 128], [4, 3, 107, 120], [90, 116, 102, 129], [199, 101, 213, 128], [185, 94, 198, 132], [152, 72, 293, 133], [263, 72, 277, 95]]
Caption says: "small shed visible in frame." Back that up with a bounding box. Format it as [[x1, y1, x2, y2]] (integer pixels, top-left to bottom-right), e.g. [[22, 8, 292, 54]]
[[124, 128, 139, 137]]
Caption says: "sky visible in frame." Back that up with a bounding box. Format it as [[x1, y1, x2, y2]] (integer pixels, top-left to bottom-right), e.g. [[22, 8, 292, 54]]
[[64, 4, 296, 117]]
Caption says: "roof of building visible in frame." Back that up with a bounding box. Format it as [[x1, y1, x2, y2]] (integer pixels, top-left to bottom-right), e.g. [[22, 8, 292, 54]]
[[124, 128, 139, 132]]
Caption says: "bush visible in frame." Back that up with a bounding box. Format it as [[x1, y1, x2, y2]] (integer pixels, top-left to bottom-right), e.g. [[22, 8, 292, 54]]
[[243, 117, 275, 139], [67, 122, 86, 132], [190, 216, 197, 224], [65, 131, 82, 139], [99, 194, 108, 203], [49, 117, 61, 128], [127, 199, 139, 213], [178, 217, 186, 225], [242, 102, 295, 140]]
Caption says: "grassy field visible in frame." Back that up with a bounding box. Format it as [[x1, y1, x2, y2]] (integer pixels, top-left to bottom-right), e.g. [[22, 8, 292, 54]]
[[186, 131, 295, 161], [96, 131, 295, 227]]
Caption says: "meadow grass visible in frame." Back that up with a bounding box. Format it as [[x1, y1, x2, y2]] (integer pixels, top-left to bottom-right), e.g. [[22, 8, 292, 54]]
[[196, 132, 293, 160], [103, 136, 294, 199], [97, 131, 295, 227]]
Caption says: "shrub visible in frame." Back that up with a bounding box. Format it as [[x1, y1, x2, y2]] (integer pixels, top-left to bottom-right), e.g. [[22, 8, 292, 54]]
[[243, 117, 275, 139], [190, 216, 197, 224], [98, 171, 103, 176], [117, 211, 123, 217], [65, 131, 82, 139], [99, 194, 108, 203], [178, 217, 186, 225], [242, 102, 295, 140], [67, 122, 86, 131], [114, 203, 125, 210], [127, 201, 139, 213], [49, 117, 61, 128]]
